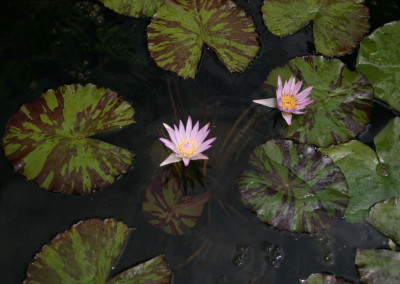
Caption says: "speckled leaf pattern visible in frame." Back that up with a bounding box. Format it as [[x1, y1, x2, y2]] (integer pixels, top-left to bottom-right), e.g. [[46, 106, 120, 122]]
[[2, 84, 135, 194], [368, 198, 400, 244], [300, 273, 352, 284], [99, 0, 165, 17], [147, 0, 259, 78], [239, 139, 348, 233], [320, 117, 400, 223], [356, 21, 400, 111], [263, 56, 373, 147], [262, 0, 369, 56], [356, 249, 400, 284], [143, 172, 210, 235]]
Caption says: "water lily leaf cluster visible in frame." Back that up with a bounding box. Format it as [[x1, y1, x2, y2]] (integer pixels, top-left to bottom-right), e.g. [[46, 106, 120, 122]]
[[147, 0, 259, 78], [356, 21, 400, 111], [262, 0, 369, 56], [239, 139, 348, 233], [2, 84, 135, 194], [300, 273, 352, 284], [24, 219, 171, 284], [99, 0, 165, 17], [263, 56, 373, 147]]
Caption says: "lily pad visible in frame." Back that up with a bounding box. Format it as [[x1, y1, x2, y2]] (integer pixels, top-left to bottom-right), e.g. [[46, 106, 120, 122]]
[[239, 139, 348, 233], [320, 117, 400, 223], [356, 21, 400, 111], [2, 84, 135, 194], [356, 249, 400, 284], [24, 219, 171, 284], [368, 197, 400, 244], [262, 0, 369, 56], [300, 273, 352, 284], [263, 56, 373, 147], [143, 170, 210, 235], [99, 0, 164, 17], [147, 0, 259, 79]]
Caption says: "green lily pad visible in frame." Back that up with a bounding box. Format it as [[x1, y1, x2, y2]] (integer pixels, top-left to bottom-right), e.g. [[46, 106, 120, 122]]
[[368, 197, 400, 244], [356, 249, 400, 284], [24, 219, 171, 284], [143, 171, 210, 235], [262, 0, 369, 56], [2, 84, 135, 194], [263, 56, 373, 147], [99, 0, 164, 17], [147, 0, 259, 79], [300, 273, 352, 284], [356, 21, 400, 111], [320, 117, 400, 223], [239, 139, 348, 233]]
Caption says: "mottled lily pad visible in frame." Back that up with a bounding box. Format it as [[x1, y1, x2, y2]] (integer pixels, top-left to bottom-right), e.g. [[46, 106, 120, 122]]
[[2, 84, 135, 194], [239, 139, 348, 233], [147, 0, 259, 79], [262, 0, 369, 56], [356, 249, 400, 284], [300, 273, 352, 284], [99, 0, 164, 17], [263, 56, 373, 147], [143, 171, 210, 235], [24, 219, 171, 284], [320, 117, 400, 223], [356, 21, 400, 111], [368, 197, 400, 244]]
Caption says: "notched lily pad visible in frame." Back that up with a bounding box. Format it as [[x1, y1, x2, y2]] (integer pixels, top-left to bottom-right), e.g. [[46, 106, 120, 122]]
[[2, 84, 135, 194], [143, 170, 210, 235], [356, 21, 400, 111], [147, 0, 259, 78], [300, 273, 352, 284], [239, 139, 348, 233], [24, 219, 171, 284], [356, 249, 400, 284], [320, 117, 400, 223], [262, 0, 369, 56], [99, 0, 165, 17], [264, 56, 373, 147]]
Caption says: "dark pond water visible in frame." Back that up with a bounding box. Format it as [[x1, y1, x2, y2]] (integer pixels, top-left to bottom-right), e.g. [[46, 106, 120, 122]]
[[0, 0, 399, 283]]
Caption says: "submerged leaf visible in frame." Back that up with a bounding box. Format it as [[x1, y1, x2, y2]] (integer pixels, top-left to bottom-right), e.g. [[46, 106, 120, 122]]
[[300, 273, 352, 284], [263, 0, 369, 56], [356, 21, 400, 111], [239, 139, 348, 233], [263, 56, 373, 147], [147, 0, 259, 78], [2, 84, 135, 194], [99, 0, 164, 17]]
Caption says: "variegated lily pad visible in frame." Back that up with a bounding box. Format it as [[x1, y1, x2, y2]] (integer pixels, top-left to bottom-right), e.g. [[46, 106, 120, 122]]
[[2, 84, 135, 194], [24, 219, 171, 284], [300, 273, 352, 284], [356, 249, 400, 284], [356, 21, 400, 111], [239, 139, 348, 233], [262, 0, 369, 56], [99, 0, 164, 17], [320, 117, 400, 223], [147, 0, 259, 79], [143, 171, 210, 235], [263, 56, 373, 147]]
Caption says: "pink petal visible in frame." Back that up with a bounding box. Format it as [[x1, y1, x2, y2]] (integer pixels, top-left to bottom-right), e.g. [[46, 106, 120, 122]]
[[253, 98, 277, 108], [163, 123, 178, 145], [297, 86, 314, 100], [182, 157, 190, 166], [159, 138, 177, 151], [179, 120, 186, 142], [160, 153, 182, 167], [292, 80, 303, 95], [281, 112, 293, 125], [186, 116, 193, 139], [191, 153, 209, 161]]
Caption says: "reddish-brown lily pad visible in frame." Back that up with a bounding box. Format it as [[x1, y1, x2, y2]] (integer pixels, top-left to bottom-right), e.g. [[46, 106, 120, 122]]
[[147, 0, 259, 78], [143, 170, 210, 235], [99, 0, 165, 17], [2, 84, 135, 194], [24, 219, 171, 284]]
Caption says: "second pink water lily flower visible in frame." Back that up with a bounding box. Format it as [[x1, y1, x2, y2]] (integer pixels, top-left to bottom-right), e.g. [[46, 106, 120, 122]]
[[160, 116, 216, 167], [253, 75, 314, 125]]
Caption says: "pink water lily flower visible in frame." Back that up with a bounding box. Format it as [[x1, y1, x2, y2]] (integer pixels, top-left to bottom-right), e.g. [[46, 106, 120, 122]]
[[253, 75, 314, 125], [159, 116, 216, 167]]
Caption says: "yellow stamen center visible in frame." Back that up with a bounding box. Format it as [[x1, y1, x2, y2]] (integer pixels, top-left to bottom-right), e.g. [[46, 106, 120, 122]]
[[281, 94, 298, 109], [178, 139, 197, 157]]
